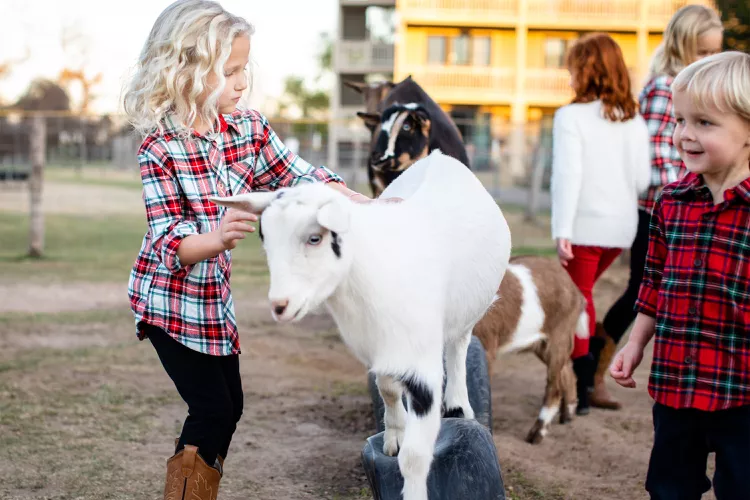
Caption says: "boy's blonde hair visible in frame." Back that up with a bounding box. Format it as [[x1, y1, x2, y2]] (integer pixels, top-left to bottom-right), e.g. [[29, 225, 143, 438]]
[[648, 4, 723, 80], [672, 51, 750, 122], [123, 0, 254, 138]]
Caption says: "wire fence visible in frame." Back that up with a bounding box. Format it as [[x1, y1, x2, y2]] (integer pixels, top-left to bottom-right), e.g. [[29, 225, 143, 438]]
[[0, 111, 554, 214]]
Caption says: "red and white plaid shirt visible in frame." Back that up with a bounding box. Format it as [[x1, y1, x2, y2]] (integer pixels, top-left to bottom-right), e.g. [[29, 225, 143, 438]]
[[128, 109, 343, 356], [638, 75, 687, 214], [635, 172, 750, 411]]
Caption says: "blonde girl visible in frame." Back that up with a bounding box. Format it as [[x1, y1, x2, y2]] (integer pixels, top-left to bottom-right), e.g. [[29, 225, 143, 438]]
[[123, 1, 375, 497]]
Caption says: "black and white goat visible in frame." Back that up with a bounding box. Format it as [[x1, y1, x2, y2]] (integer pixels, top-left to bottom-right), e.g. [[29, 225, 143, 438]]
[[211, 150, 511, 500], [353, 76, 470, 197]]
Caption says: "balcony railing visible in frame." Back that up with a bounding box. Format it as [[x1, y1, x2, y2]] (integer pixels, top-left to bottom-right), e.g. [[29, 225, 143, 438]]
[[410, 66, 516, 104], [397, 0, 518, 25], [524, 68, 573, 106], [335, 40, 395, 73], [398, 0, 715, 29], [340, 0, 395, 6], [526, 0, 641, 28], [407, 66, 575, 106]]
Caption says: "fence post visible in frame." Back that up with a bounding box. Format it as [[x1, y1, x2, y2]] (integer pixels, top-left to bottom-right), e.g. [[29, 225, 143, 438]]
[[525, 139, 545, 222], [29, 114, 46, 258], [352, 139, 362, 191]]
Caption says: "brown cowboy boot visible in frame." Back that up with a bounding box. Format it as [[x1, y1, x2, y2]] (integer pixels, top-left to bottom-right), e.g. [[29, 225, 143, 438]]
[[164, 444, 222, 500], [589, 323, 622, 410], [174, 438, 225, 470]]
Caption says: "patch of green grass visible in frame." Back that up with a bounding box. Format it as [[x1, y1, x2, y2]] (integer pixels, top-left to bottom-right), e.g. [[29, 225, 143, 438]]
[[0, 212, 268, 286], [0, 340, 148, 375], [511, 246, 557, 257], [331, 488, 372, 500], [0, 307, 134, 328], [503, 468, 567, 500], [46, 165, 143, 191]]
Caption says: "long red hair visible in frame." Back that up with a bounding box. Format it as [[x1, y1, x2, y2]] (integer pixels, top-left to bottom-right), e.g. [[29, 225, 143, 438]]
[[566, 33, 637, 122]]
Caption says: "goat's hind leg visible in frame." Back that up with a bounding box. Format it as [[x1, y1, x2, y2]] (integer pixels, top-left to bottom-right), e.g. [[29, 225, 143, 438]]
[[375, 373, 407, 456], [443, 331, 475, 420], [558, 360, 577, 424], [399, 361, 443, 500], [526, 340, 564, 444]]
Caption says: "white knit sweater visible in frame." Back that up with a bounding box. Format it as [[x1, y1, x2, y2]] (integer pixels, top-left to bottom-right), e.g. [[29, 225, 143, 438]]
[[550, 100, 651, 248]]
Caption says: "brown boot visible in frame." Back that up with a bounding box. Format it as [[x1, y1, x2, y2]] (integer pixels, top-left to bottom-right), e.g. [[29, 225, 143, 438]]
[[174, 438, 225, 472], [589, 323, 622, 410], [164, 444, 222, 500]]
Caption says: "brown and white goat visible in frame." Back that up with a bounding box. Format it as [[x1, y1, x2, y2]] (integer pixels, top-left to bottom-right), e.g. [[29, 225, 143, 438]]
[[473, 255, 588, 444]]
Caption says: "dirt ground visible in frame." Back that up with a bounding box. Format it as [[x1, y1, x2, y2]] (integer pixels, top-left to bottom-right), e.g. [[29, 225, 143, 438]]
[[0, 269, 665, 500], [0, 179, 718, 500]]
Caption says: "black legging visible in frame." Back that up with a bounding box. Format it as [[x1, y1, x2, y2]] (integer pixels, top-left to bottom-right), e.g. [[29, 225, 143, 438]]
[[602, 209, 651, 344], [145, 323, 243, 466]]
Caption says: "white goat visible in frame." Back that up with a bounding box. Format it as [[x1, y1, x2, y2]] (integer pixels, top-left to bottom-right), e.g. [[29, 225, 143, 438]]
[[212, 150, 511, 500]]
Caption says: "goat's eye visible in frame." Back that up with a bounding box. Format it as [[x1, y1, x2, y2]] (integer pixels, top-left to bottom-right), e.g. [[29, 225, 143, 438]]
[[403, 123, 412, 132], [307, 234, 323, 246]]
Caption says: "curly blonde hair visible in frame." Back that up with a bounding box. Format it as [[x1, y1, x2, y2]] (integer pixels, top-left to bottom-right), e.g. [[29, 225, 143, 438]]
[[648, 4, 722, 80], [123, 0, 254, 139]]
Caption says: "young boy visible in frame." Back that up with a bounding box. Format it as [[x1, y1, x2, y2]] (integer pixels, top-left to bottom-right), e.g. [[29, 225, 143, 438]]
[[610, 51, 750, 500]]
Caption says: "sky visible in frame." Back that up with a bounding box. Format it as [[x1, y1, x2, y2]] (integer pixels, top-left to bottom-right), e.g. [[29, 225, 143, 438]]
[[0, 0, 338, 114]]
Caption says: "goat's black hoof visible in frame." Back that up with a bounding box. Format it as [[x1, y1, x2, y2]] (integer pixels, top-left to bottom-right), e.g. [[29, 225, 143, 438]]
[[361, 418, 506, 500], [525, 423, 545, 445], [368, 336, 493, 434], [442, 407, 465, 418]]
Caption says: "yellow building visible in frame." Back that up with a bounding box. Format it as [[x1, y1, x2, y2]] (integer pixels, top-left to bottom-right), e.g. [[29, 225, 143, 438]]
[[393, 0, 714, 179]]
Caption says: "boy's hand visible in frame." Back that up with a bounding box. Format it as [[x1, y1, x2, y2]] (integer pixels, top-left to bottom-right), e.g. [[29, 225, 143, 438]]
[[610, 341, 645, 388], [216, 209, 258, 250]]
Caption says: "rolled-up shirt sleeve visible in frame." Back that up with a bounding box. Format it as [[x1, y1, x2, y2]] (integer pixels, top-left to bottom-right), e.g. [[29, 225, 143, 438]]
[[139, 145, 199, 276], [252, 113, 344, 191]]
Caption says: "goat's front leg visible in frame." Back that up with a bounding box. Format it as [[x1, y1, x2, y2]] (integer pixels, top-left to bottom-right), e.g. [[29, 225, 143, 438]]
[[399, 359, 443, 500], [375, 373, 406, 456], [443, 331, 475, 419]]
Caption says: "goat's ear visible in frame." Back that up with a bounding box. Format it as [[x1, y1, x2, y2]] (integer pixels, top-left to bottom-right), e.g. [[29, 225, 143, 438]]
[[412, 106, 429, 124], [357, 111, 381, 132], [413, 107, 431, 135], [209, 192, 277, 214], [317, 199, 350, 234]]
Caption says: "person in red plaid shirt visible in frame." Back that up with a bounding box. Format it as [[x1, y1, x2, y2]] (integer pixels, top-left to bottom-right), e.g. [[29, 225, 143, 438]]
[[122, 1, 380, 497], [592, 4, 724, 410], [611, 52, 750, 500]]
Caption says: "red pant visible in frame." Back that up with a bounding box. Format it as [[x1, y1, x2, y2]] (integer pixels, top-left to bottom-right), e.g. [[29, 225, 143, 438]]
[[564, 245, 622, 358]]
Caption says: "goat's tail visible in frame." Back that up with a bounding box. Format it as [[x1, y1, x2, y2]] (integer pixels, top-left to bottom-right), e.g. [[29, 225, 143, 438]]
[[575, 310, 590, 339]]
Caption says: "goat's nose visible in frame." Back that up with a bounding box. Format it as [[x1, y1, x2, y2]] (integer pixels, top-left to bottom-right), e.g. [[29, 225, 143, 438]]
[[272, 299, 289, 316]]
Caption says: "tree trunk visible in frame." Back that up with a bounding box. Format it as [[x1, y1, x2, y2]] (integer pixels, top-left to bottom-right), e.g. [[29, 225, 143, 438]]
[[28, 114, 46, 258]]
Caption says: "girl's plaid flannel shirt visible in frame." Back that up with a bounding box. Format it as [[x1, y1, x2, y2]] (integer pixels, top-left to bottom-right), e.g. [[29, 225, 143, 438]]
[[128, 109, 343, 356], [638, 75, 687, 214]]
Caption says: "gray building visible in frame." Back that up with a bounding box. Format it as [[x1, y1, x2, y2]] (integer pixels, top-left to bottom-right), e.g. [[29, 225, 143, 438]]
[[328, 0, 395, 186]]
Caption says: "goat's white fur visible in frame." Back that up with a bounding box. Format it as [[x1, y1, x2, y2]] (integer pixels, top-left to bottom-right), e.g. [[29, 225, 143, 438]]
[[496, 264, 546, 354], [212, 150, 511, 500]]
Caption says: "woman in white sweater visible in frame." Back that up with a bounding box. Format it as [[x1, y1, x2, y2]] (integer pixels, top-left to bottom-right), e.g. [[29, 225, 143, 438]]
[[550, 33, 650, 415]]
